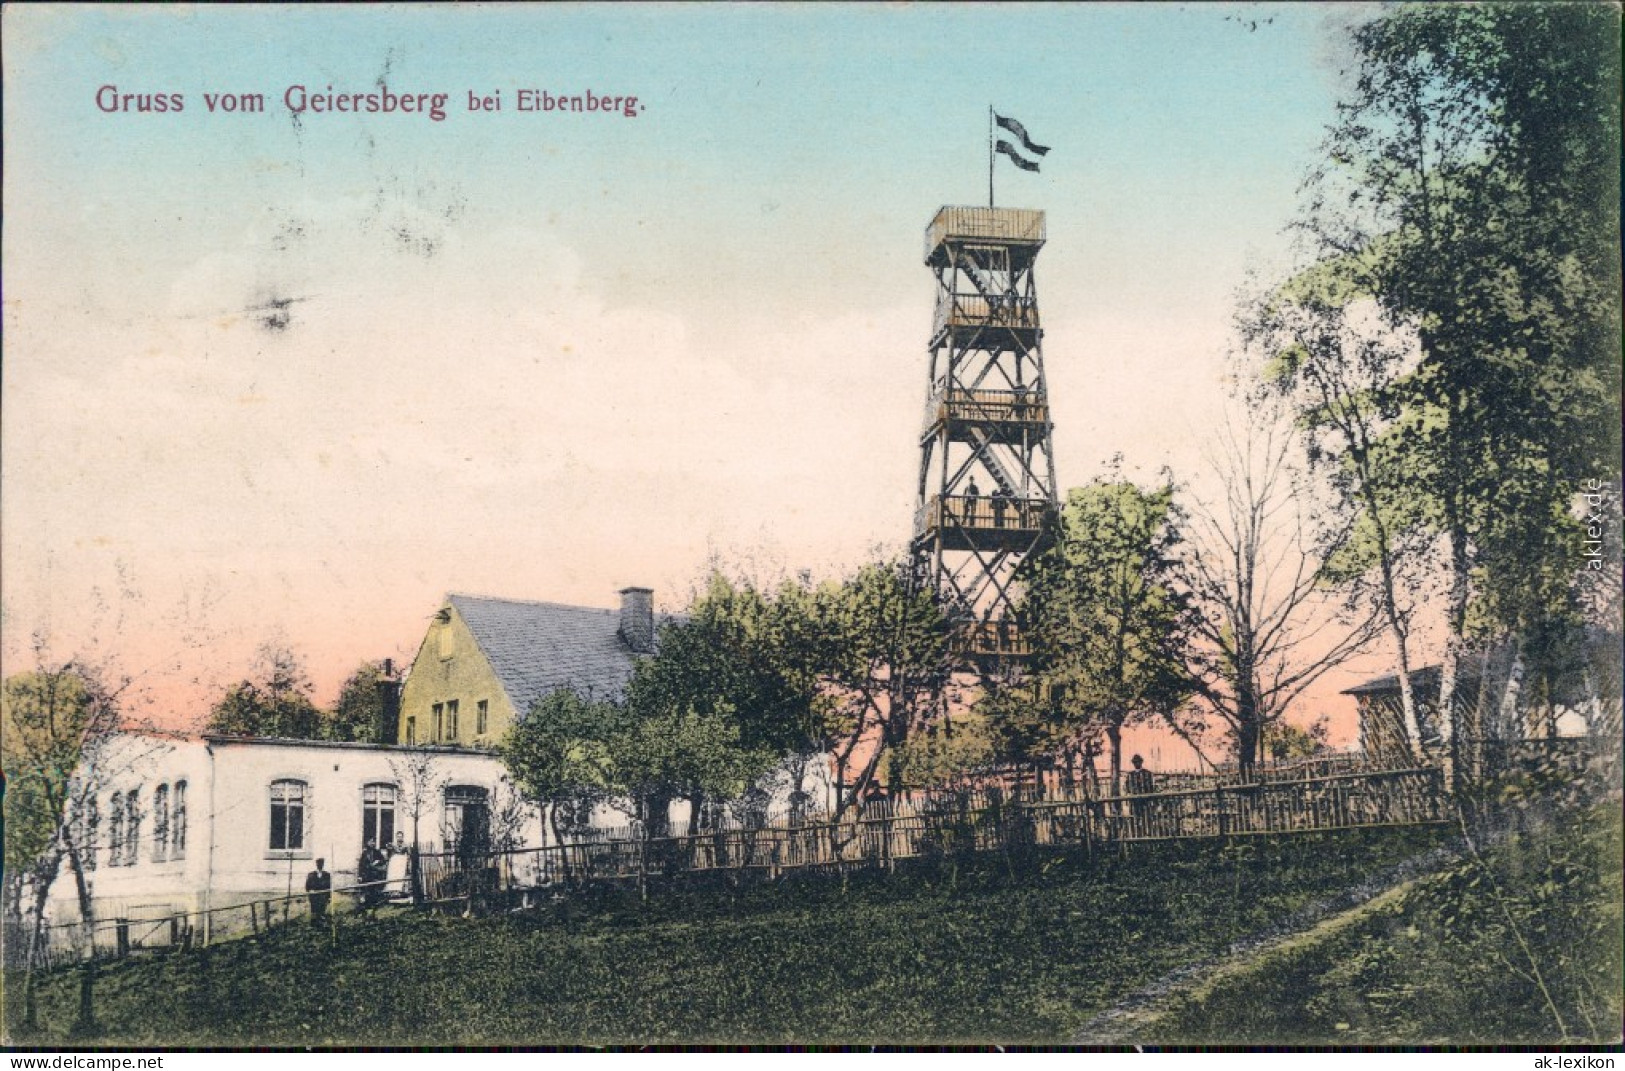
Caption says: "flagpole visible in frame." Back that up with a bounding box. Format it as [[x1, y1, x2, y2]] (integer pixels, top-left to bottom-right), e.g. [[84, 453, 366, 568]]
[[988, 105, 995, 208]]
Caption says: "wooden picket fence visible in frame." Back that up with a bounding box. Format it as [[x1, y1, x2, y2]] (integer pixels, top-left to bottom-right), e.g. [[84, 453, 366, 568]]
[[416, 765, 1449, 900], [6, 877, 399, 972], [9, 765, 1451, 968]]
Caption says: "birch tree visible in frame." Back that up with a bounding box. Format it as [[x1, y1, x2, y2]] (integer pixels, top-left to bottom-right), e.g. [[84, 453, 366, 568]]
[[1248, 283, 1430, 758], [1297, 3, 1621, 748]]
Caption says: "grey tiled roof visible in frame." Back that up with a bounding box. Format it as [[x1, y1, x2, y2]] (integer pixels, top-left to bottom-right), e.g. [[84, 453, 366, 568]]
[[1342, 665, 1445, 696], [448, 594, 671, 716]]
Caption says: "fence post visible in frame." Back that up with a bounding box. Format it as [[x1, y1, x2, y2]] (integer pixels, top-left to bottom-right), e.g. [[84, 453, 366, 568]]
[[114, 918, 130, 959]]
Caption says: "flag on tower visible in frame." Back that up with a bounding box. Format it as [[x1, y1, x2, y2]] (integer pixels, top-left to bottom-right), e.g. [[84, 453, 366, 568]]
[[994, 113, 1050, 158], [988, 109, 1049, 204], [996, 141, 1042, 172]]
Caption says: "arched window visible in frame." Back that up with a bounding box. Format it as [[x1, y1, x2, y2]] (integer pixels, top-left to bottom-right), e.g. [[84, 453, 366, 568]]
[[108, 791, 125, 867], [152, 784, 170, 862], [172, 781, 187, 860], [269, 779, 307, 851], [68, 789, 99, 871], [362, 783, 397, 848], [124, 789, 141, 866]]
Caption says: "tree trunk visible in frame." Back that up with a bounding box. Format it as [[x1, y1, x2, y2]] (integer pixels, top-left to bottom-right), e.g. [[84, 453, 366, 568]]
[[1388, 618, 1422, 761], [65, 842, 98, 1036], [21, 938, 39, 1031], [74, 961, 98, 1036], [646, 791, 672, 840], [635, 795, 651, 902], [790, 756, 809, 825], [1463, 645, 1495, 788], [18, 867, 57, 1033], [1497, 638, 1526, 741], [547, 802, 570, 882], [686, 787, 704, 836], [834, 695, 892, 827], [1438, 393, 1472, 755], [1237, 718, 1261, 783], [1106, 723, 1123, 799], [1333, 369, 1422, 763]]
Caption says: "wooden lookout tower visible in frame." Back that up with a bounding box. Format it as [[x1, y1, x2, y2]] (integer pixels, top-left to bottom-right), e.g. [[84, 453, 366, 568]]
[[912, 205, 1060, 668]]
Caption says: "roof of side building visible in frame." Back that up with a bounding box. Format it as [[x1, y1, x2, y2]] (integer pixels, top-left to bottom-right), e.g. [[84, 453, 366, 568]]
[[447, 593, 676, 715]]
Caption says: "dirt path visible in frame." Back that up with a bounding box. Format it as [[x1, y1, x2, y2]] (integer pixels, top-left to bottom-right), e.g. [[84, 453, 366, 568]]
[[1071, 839, 1466, 1045]]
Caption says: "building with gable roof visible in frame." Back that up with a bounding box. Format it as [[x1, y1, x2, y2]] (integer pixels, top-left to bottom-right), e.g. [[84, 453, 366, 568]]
[[1343, 635, 1609, 766], [394, 587, 671, 747]]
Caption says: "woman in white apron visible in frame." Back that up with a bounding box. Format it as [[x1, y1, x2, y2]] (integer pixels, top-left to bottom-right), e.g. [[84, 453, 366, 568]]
[[385, 831, 412, 902]]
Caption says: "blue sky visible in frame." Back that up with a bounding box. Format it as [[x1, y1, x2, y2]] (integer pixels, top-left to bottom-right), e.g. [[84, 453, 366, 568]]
[[8, 3, 1341, 314], [3, 3, 1370, 724]]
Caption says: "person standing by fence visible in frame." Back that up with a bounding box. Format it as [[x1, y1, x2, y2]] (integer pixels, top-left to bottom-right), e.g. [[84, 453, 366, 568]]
[[359, 839, 387, 910], [1124, 755, 1155, 834], [305, 859, 332, 921], [385, 832, 412, 902], [1125, 755, 1154, 796]]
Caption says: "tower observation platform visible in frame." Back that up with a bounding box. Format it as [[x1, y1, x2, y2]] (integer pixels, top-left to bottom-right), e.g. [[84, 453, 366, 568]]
[[911, 206, 1060, 665]]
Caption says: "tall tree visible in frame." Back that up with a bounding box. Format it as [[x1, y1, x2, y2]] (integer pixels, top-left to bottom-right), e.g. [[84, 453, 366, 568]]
[[3, 665, 102, 1032], [205, 643, 323, 739], [585, 693, 771, 896], [624, 571, 830, 828], [1181, 415, 1383, 778], [326, 660, 390, 743], [813, 558, 952, 818], [1248, 280, 1430, 758], [386, 744, 446, 859], [1301, 3, 1621, 742], [605, 700, 770, 836], [2, 655, 152, 1035], [1011, 466, 1194, 795], [499, 688, 619, 867]]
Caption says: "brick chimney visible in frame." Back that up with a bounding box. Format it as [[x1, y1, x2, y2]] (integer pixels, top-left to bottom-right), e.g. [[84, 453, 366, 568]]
[[618, 587, 655, 654], [374, 657, 403, 744]]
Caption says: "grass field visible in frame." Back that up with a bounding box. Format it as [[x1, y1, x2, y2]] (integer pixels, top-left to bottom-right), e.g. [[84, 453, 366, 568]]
[[6, 827, 1460, 1046], [1141, 807, 1623, 1045]]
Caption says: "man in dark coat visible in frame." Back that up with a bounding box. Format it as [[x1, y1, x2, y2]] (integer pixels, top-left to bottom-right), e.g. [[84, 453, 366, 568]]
[[1125, 754, 1155, 796], [359, 839, 387, 908], [305, 858, 332, 921]]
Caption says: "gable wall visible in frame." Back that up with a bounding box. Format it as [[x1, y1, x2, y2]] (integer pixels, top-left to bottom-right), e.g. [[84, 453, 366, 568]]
[[398, 604, 517, 748]]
